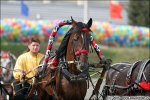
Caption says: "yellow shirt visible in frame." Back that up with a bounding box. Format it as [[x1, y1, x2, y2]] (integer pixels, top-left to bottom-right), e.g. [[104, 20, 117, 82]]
[[13, 51, 44, 83]]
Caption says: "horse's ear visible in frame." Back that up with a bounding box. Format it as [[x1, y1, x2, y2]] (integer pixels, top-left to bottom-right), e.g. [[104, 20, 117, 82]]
[[86, 18, 92, 28], [71, 16, 77, 27]]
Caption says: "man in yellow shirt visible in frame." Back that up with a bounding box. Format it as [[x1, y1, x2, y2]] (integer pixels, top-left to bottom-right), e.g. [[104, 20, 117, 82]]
[[13, 37, 44, 100]]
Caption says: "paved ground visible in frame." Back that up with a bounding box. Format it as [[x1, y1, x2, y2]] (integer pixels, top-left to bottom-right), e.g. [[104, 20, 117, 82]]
[[85, 78, 105, 100]]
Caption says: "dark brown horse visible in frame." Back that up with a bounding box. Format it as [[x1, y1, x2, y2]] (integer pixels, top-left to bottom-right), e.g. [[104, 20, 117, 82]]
[[102, 59, 150, 99], [27, 18, 92, 100]]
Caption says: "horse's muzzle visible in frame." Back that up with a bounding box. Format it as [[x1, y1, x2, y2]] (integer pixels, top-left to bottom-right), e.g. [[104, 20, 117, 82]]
[[77, 62, 88, 72]]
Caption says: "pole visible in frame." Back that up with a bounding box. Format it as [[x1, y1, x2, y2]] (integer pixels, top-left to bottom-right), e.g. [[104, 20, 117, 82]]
[[84, 0, 88, 22]]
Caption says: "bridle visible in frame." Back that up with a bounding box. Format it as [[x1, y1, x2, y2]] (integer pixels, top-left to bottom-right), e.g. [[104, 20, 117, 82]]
[[71, 28, 89, 63]]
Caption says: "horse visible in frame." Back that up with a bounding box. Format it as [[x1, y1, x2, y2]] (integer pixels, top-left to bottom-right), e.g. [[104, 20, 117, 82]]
[[27, 18, 92, 100], [102, 59, 150, 99], [0, 51, 16, 83]]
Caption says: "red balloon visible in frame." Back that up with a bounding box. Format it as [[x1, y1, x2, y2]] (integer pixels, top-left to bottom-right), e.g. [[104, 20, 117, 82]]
[[0, 29, 4, 34]]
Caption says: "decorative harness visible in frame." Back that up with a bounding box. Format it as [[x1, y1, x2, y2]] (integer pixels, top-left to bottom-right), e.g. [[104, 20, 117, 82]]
[[125, 59, 150, 96]]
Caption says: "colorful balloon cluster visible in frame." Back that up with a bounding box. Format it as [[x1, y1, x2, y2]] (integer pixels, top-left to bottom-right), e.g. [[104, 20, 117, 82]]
[[0, 18, 149, 48], [91, 22, 149, 48], [0, 18, 69, 43]]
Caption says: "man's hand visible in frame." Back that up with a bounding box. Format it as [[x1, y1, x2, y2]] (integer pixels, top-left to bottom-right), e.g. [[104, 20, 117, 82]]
[[99, 59, 112, 65], [20, 73, 28, 81]]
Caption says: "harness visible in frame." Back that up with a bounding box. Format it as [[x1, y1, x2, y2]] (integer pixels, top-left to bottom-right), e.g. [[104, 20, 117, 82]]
[[126, 61, 142, 95], [109, 63, 131, 94], [125, 59, 150, 95], [134, 59, 150, 90], [1, 51, 9, 59]]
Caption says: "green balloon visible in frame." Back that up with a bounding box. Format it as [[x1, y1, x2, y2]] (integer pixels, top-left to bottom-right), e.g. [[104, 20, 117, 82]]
[[141, 35, 145, 40], [23, 32, 28, 36]]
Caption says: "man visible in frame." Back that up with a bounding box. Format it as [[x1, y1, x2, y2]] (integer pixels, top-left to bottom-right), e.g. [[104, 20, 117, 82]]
[[13, 37, 44, 100]]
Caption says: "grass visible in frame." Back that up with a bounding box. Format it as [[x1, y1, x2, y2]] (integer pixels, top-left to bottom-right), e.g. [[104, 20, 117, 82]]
[[89, 46, 149, 64]]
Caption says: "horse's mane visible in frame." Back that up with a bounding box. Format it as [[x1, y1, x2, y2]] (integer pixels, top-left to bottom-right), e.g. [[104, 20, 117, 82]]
[[56, 28, 73, 59]]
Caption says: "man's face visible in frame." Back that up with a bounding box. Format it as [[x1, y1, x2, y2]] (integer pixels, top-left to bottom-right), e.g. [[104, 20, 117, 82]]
[[28, 42, 40, 54]]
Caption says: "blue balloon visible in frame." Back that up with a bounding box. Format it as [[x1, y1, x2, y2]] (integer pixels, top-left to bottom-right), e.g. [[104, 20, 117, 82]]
[[104, 37, 108, 41], [17, 19, 22, 24], [91, 32, 96, 37], [21, 28, 25, 32], [39, 30, 43, 35], [28, 27, 34, 35], [124, 35, 128, 41], [21, 24, 26, 28], [96, 24, 101, 31], [46, 28, 51, 33], [3, 32, 7, 37], [100, 28, 105, 33], [57, 29, 63, 35], [108, 37, 112, 42], [37, 23, 42, 28]]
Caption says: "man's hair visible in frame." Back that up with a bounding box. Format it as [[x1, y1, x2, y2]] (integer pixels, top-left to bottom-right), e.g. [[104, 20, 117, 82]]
[[28, 37, 40, 45], [25, 37, 41, 52]]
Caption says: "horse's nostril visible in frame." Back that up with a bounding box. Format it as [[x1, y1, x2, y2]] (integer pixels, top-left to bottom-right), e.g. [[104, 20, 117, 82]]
[[80, 63, 87, 69]]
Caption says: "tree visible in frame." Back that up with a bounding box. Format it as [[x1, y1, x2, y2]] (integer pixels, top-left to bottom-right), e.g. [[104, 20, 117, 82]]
[[127, 0, 150, 27]]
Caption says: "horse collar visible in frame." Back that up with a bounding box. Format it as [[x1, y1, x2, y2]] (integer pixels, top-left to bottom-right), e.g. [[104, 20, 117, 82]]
[[60, 57, 89, 81], [62, 67, 89, 81]]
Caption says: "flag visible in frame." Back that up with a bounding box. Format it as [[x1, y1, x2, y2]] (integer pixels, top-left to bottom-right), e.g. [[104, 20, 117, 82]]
[[21, 0, 29, 16], [109, 2, 123, 19]]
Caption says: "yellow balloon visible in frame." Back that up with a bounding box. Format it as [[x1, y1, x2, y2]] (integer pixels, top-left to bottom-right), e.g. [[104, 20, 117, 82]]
[[3, 18, 8, 22], [12, 31, 16, 36], [95, 33, 100, 40], [39, 36, 45, 40], [14, 25, 18, 30], [32, 24, 36, 28], [16, 30, 20, 35], [12, 18, 17, 22], [143, 41, 146, 45], [128, 35, 132, 40], [0, 25, 4, 29], [49, 24, 53, 29]]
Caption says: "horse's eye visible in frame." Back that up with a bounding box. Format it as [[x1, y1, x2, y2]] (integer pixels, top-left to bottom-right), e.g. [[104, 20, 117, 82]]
[[73, 36, 78, 41]]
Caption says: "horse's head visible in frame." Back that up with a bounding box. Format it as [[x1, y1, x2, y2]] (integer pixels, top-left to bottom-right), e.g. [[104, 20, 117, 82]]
[[66, 17, 92, 72]]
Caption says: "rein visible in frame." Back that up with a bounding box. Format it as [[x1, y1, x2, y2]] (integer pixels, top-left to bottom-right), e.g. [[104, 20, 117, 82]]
[[0, 83, 12, 96]]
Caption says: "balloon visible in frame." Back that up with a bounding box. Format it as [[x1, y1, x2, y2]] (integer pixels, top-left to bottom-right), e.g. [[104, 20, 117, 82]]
[[0, 28, 4, 34], [39, 35, 45, 40], [39, 30, 43, 35], [9, 34, 14, 40], [46, 28, 51, 33]]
